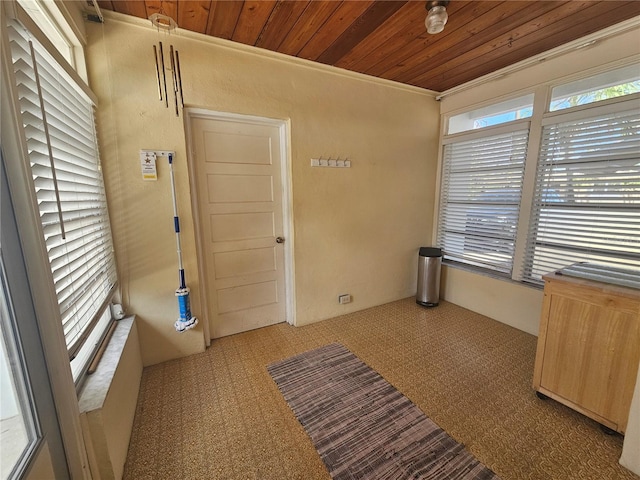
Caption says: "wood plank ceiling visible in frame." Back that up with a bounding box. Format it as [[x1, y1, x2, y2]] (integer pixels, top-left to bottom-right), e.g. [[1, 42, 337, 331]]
[[95, 1, 640, 92]]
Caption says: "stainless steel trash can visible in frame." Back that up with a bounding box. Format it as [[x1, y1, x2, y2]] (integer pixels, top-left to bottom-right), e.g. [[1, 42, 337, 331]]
[[416, 247, 442, 307]]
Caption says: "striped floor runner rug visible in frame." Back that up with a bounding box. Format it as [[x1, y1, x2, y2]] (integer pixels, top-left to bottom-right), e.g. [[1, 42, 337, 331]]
[[268, 343, 500, 480]]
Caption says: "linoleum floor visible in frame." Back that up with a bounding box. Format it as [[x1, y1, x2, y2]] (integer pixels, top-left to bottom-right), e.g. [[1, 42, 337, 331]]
[[124, 298, 637, 480]]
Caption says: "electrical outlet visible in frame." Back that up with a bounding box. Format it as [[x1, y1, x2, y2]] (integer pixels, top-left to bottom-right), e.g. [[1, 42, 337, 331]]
[[338, 294, 351, 304]]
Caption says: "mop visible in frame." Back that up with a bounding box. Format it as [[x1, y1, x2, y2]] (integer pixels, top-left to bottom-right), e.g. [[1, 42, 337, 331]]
[[167, 152, 198, 332]]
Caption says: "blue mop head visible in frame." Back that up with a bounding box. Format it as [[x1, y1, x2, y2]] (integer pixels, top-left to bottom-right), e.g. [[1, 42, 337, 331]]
[[175, 287, 198, 332]]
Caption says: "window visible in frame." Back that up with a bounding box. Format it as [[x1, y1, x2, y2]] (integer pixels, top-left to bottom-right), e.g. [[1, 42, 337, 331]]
[[448, 94, 533, 134], [550, 64, 640, 111], [522, 101, 640, 283], [17, 0, 80, 71], [439, 107, 529, 275], [0, 265, 37, 480], [437, 65, 640, 286], [1, 151, 69, 479], [6, 16, 117, 380]]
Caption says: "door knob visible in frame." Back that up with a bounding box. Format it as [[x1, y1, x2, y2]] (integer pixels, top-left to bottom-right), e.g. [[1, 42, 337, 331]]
[[276, 236, 285, 244]]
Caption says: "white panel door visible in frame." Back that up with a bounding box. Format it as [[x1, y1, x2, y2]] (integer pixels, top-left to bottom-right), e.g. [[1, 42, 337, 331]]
[[191, 116, 287, 338]]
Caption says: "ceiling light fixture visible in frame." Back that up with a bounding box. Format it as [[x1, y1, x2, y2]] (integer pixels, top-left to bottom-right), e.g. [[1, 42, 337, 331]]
[[425, 0, 450, 35]]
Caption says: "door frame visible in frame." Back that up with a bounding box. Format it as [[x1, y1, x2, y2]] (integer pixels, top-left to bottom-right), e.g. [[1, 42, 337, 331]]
[[184, 109, 296, 344]]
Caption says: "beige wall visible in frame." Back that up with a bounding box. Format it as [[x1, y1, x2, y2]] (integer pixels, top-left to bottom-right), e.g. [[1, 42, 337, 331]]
[[86, 13, 439, 366], [440, 267, 543, 336], [437, 25, 640, 336]]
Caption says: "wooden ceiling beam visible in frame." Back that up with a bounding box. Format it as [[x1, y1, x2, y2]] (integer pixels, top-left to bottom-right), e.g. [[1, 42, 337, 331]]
[[255, 0, 310, 51], [207, 0, 243, 40], [335, 2, 425, 71], [108, 0, 147, 18], [232, 0, 278, 46], [177, 0, 211, 33], [145, 1, 178, 23], [204, 0, 219, 37], [96, 1, 115, 13], [316, 1, 408, 66], [277, 1, 340, 56], [297, 1, 374, 61]]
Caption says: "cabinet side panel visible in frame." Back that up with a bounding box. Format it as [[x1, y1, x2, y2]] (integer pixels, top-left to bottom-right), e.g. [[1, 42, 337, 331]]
[[540, 293, 639, 432], [533, 285, 553, 389]]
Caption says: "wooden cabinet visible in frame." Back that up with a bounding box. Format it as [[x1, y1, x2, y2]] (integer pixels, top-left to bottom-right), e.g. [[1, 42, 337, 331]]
[[533, 270, 640, 434]]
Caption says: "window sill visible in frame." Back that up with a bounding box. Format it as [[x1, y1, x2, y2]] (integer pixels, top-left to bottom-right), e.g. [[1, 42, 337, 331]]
[[78, 315, 136, 414], [442, 260, 543, 291]]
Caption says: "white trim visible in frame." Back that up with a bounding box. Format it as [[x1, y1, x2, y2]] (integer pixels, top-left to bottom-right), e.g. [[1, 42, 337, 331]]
[[183, 113, 211, 344], [279, 119, 296, 326], [51, 0, 87, 46], [52, 0, 89, 83], [431, 114, 447, 247], [512, 84, 550, 281], [100, 9, 437, 98], [184, 108, 297, 339]]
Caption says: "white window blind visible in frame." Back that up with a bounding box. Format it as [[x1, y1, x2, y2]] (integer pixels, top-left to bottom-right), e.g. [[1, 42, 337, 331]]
[[438, 128, 528, 275], [8, 20, 117, 358], [522, 104, 640, 283]]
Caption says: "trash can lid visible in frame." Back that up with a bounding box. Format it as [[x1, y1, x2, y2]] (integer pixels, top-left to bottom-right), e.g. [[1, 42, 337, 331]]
[[419, 247, 442, 257]]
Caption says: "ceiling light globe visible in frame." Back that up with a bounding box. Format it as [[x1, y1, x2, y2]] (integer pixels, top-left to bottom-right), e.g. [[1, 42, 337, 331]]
[[426, 6, 448, 35]]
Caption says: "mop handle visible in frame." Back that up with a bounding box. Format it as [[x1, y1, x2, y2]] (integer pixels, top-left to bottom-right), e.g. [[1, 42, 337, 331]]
[[168, 153, 186, 289]]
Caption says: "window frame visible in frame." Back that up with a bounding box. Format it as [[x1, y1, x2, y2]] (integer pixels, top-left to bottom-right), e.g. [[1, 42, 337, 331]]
[[438, 120, 531, 277], [436, 68, 640, 287], [447, 94, 534, 135], [2, 2, 118, 386], [1, 3, 92, 477], [0, 152, 70, 479], [549, 63, 640, 112], [16, 0, 87, 80], [520, 94, 640, 284]]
